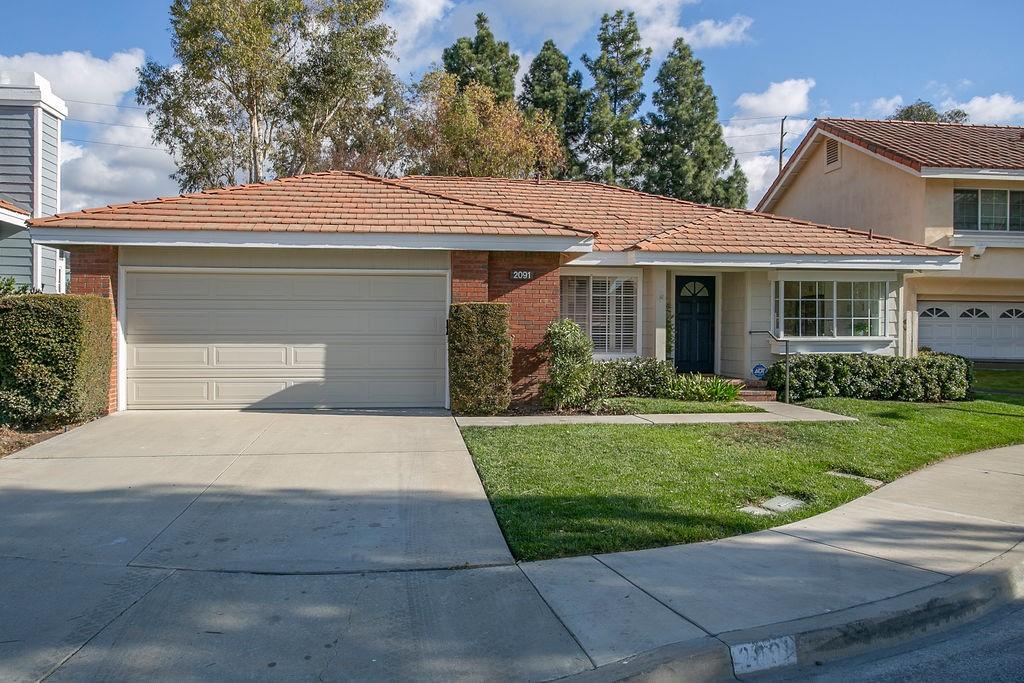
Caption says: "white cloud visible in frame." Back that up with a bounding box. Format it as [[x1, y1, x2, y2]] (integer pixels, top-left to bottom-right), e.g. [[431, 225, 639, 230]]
[[726, 78, 817, 207], [870, 95, 902, 117], [385, 0, 753, 78], [734, 78, 815, 118], [944, 93, 1024, 124], [0, 49, 178, 210]]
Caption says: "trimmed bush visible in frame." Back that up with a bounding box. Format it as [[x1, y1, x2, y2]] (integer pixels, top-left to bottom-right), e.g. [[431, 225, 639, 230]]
[[0, 294, 112, 428], [590, 358, 740, 402], [764, 351, 972, 402], [448, 303, 513, 415], [541, 319, 594, 411]]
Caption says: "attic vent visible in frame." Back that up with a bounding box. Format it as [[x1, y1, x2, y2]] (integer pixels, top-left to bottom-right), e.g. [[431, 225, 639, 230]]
[[824, 138, 841, 170]]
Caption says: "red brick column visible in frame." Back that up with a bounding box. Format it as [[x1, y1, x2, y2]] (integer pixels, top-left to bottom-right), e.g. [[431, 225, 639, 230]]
[[450, 250, 489, 302], [487, 252, 561, 404], [68, 246, 119, 413]]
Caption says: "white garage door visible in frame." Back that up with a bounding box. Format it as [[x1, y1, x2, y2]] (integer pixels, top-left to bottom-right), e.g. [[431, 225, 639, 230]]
[[125, 270, 448, 409], [918, 301, 1024, 360]]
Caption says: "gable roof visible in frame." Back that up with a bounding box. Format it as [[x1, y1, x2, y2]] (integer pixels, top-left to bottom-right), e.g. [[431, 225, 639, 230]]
[[397, 176, 952, 257], [758, 118, 1024, 212], [814, 118, 1024, 172], [28, 171, 590, 239]]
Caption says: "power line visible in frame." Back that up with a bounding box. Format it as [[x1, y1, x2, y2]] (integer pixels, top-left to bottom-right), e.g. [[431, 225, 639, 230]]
[[64, 98, 146, 110], [67, 117, 152, 129], [63, 137, 166, 152]]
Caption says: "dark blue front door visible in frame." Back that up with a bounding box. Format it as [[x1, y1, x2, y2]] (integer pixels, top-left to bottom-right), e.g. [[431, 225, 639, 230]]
[[674, 276, 715, 374]]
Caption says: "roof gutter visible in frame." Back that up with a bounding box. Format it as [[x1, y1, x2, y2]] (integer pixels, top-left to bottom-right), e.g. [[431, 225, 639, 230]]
[[568, 250, 962, 271], [29, 227, 595, 253]]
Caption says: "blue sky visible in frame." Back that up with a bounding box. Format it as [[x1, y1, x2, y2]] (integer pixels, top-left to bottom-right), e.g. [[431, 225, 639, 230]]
[[3, 0, 1023, 210]]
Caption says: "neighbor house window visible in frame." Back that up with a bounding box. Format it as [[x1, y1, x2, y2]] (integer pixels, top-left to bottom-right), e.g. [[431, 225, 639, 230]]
[[954, 189, 1024, 231], [772, 279, 891, 338], [560, 275, 638, 354]]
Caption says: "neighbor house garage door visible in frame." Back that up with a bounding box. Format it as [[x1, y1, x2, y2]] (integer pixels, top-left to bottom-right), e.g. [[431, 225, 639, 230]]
[[124, 270, 448, 409], [918, 301, 1024, 360]]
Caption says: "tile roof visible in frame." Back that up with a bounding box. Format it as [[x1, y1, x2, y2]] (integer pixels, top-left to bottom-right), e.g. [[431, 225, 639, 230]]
[[816, 118, 1024, 171], [0, 198, 29, 216], [27, 171, 590, 239], [397, 176, 953, 257]]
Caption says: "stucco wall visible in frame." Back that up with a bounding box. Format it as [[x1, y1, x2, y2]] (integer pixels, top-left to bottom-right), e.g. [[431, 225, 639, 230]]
[[771, 138, 927, 243], [719, 271, 747, 377], [641, 266, 668, 360]]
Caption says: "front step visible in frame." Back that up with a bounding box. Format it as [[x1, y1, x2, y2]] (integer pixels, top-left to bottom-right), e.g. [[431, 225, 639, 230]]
[[739, 388, 777, 402]]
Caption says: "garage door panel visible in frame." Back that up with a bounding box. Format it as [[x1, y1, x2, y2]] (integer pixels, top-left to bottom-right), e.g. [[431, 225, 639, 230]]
[[919, 300, 1024, 361], [126, 270, 448, 409]]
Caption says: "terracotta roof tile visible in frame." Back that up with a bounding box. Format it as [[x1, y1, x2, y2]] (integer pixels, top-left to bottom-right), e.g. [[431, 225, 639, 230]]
[[28, 171, 591, 239], [397, 176, 954, 257], [0, 198, 29, 216], [816, 118, 1024, 171]]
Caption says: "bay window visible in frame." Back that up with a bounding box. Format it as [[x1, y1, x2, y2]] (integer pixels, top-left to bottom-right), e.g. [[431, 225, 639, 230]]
[[772, 279, 892, 338], [560, 274, 638, 354], [954, 189, 1024, 231]]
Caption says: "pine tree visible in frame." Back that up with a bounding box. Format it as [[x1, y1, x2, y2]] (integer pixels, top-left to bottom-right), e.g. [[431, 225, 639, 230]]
[[518, 40, 587, 177], [441, 13, 519, 102], [581, 10, 651, 186], [641, 37, 747, 208]]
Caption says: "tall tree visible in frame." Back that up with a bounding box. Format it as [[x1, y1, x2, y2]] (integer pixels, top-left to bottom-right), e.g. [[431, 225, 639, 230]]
[[888, 99, 969, 124], [137, 0, 398, 192], [405, 71, 563, 178], [641, 38, 747, 207], [518, 40, 587, 177], [441, 13, 519, 102], [581, 10, 651, 186]]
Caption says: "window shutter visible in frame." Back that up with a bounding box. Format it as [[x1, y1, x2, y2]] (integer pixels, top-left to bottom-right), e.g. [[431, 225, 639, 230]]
[[825, 138, 840, 168]]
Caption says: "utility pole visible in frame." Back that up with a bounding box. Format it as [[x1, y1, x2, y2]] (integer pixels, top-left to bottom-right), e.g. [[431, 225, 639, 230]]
[[778, 115, 788, 174]]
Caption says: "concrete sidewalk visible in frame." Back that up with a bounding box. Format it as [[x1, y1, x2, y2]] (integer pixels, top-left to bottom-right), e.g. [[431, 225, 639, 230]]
[[4, 441, 1023, 681], [456, 401, 855, 426]]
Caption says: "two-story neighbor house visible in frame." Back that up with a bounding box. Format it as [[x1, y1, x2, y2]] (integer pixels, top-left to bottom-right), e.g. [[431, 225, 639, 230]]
[[758, 118, 1024, 360], [0, 71, 68, 292]]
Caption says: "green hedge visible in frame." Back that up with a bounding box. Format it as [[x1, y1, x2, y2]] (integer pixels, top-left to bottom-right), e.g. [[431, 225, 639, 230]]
[[541, 318, 594, 411], [763, 352, 972, 402], [0, 294, 112, 428], [448, 303, 512, 415]]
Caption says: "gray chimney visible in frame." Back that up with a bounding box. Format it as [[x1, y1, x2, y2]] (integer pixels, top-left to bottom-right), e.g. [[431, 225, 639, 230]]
[[0, 72, 69, 291]]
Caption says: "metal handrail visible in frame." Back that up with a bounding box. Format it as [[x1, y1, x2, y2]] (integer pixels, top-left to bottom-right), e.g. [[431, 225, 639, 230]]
[[749, 330, 790, 403]]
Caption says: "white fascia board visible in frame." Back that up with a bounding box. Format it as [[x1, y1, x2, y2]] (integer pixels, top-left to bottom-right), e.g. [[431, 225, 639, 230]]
[[563, 252, 633, 266], [920, 167, 1024, 180], [630, 251, 961, 271], [0, 207, 28, 226], [28, 227, 594, 253]]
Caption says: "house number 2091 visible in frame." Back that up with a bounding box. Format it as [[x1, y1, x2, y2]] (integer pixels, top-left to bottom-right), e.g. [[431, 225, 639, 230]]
[[510, 270, 535, 281]]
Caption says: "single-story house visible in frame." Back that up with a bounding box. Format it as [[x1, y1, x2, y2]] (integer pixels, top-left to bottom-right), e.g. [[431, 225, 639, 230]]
[[28, 171, 960, 412], [758, 118, 1024, 360]]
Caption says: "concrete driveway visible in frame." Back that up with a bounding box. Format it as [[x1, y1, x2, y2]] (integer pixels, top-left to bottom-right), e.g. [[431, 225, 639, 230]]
[[0, 412, 590, 682]]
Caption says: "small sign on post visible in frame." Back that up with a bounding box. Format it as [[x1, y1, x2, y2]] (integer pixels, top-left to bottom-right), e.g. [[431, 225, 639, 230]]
[[752, 363, 768, 380], [509, 270, 535, 281]]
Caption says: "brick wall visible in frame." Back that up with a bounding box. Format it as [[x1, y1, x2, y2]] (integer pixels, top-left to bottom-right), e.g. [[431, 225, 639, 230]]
[[450, 250, 489, 302], [67, 246, 119, 413], [487, 251, 561, 403]]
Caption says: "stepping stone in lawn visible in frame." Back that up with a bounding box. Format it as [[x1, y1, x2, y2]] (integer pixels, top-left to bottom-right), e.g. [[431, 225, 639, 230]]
[[826, 470, 884, 489], [760, 495, 805, 513], [738, 505, 775, 517]]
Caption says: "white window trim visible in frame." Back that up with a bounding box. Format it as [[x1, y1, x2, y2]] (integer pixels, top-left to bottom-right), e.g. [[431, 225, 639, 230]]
[[771, 275, 896, 341], [953, 187, 1024, 233], [559, 267, 643, 358]]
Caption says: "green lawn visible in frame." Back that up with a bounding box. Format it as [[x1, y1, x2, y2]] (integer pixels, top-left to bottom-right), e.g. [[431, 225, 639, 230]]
[[593, 397, 762, 415], [974, 369, 1024, 394], [462, 397, 1024, 561]]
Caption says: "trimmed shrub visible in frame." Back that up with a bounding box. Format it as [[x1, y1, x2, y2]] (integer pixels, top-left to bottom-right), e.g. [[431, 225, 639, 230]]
[[668, 373, 741, 402], [541, 319, 594, 411], [764, 351, 972, 402], [0, 294, 112, 428], [448, 303, 513, 415], [588, 357, 741, 403]]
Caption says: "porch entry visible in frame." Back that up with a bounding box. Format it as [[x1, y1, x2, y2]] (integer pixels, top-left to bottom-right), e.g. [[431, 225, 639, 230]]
[[674, 276, 715, 374]]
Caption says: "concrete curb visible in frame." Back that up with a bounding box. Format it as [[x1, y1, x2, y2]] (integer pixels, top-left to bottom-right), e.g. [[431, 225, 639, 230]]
[[556, 542, 1024, 682]]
